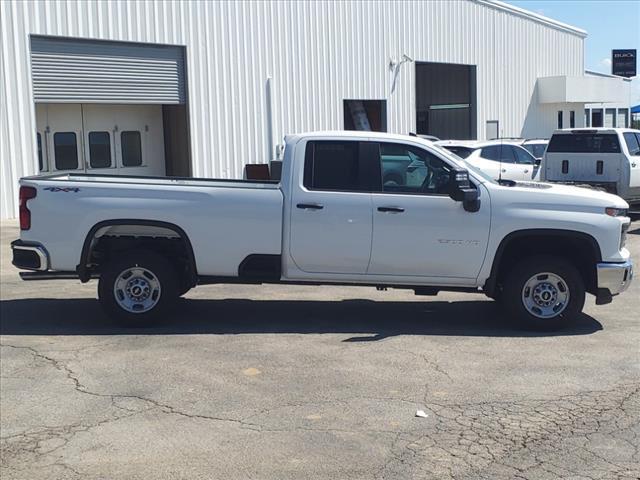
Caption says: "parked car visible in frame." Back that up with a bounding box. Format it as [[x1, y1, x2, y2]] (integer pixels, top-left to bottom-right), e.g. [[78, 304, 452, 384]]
[[436, 139, 540, 182], [520, 138, 549, 162], [12, 131, 633, 330], [542, 128, 640, 205]]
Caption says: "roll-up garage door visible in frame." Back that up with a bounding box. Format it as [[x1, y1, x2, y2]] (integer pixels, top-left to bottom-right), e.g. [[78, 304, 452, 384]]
[[31, 36, 185, 104]]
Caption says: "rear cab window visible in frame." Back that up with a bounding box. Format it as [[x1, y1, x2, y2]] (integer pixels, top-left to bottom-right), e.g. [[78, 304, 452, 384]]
[[547, 133, 621, 153]]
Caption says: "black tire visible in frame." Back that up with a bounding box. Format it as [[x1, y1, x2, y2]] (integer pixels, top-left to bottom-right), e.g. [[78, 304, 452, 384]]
[[500, 255, 585, 331], [98, 251, 178, 327]]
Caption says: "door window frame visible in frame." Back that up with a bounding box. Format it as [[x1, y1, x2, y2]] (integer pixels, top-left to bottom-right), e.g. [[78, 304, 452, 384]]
[[51, 130, 82, 171], [87, 130, 115, 169]]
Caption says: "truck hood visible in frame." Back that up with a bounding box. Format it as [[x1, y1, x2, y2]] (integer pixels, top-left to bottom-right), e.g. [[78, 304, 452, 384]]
[[495, 181, 629, 211]]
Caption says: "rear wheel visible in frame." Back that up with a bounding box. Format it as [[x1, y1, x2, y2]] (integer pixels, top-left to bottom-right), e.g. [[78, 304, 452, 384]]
[[500, 255, 585, 330], [98, 251, 178, 326]]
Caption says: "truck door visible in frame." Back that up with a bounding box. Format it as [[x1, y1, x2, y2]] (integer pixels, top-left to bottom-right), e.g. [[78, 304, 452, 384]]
[[623, 132, 640, 198], [368, 141, 491, 279], [288, 140, 375, 274]]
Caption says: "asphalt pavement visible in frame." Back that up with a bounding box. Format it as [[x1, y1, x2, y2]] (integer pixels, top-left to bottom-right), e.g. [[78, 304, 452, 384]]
[[1, 219, 639, 479]]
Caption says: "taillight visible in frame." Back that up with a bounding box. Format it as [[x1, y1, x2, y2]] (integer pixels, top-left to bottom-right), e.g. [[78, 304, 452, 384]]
[[19, 186, 37, 230]]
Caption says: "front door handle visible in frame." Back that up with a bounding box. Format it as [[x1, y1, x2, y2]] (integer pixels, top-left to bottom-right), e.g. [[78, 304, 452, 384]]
[[297, 203, 324, 210], [501, 168, 507, 173], [524, 169, 529, 173], [377, 206, 405, 213]]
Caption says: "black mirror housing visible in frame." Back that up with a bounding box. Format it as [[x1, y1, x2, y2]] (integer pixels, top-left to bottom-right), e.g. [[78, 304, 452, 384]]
[[448, 168, 481, 212]]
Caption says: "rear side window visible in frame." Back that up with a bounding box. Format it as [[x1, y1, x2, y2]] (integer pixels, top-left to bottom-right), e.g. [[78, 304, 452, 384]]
[[547, 133, 621, 153], [481, 145, 515, 163], [304, 141, 369, 191], [623, 132, 640, 156]]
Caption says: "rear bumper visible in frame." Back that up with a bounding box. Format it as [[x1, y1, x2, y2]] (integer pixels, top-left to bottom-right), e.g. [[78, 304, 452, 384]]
[[11, 240, 49, 271], [597, 259, 633, 296]]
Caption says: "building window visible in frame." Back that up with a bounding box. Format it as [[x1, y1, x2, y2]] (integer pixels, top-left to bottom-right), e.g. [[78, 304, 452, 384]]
[[121, 131, 142, 167], [343, 100, 387, 132], [584, 109, 590, 127], [37, 133, 43, 171], [88, 131, 112, 168], [557, 111, 563, 129], [53, 132, 78, 170], [569, 111, 575, 128], [618, 108, 629, 128]]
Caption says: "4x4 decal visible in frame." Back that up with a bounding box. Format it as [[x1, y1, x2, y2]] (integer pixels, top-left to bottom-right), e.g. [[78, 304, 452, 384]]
[[44, 187, 80, 193]]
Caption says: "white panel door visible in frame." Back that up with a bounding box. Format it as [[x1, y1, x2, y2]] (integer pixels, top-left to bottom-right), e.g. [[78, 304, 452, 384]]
[[604, 109, 616, 128], [44, 104, 85, 173]]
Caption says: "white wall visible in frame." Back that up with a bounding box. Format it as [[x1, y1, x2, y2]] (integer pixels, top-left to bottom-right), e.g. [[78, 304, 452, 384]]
[[0, 0, 585, 218]]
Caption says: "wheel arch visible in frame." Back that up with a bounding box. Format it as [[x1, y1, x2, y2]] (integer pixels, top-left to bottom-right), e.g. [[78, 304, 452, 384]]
[[484, 229, 602, 296], [77, 219, 197, 287]]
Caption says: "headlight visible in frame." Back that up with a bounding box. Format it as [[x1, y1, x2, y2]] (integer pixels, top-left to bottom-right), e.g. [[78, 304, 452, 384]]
[[605, 207, 628, 217]]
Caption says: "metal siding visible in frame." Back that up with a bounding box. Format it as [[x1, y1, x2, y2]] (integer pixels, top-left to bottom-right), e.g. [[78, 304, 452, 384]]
[[30, 36, 185, 104], [1, 0, 586, 218]]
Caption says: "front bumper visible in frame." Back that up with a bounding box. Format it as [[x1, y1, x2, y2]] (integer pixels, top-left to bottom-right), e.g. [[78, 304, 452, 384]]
[[11, 240, 49, 271], [597, 259, 633, 296]]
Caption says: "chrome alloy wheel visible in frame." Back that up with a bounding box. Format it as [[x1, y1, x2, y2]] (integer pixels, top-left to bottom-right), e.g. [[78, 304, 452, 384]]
[[113, 267, 162, 314], [521, 272, 570, 319]]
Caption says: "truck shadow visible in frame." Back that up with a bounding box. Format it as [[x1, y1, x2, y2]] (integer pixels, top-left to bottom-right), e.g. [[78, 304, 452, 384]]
[[0, 297, 602, 338]]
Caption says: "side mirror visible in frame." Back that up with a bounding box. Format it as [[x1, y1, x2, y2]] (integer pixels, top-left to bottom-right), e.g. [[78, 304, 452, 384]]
[[448, 168, 481, 212]]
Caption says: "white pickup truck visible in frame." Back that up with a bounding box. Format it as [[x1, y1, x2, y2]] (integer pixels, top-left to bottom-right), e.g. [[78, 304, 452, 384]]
[[12, 131, 633, 330]]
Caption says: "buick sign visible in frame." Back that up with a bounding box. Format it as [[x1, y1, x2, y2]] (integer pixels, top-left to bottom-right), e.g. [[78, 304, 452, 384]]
[[612, 49, 636, 78]]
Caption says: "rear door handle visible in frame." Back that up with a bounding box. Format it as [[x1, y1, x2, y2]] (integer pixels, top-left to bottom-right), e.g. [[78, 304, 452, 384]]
[[377, 206, 405, 213], [297, 203, 324, 210]]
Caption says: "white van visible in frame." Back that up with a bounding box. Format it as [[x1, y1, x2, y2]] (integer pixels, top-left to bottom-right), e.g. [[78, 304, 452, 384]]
[[542, 128, 640, 205]]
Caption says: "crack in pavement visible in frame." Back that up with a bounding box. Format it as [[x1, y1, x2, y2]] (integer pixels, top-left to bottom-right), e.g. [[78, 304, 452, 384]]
[[2, 343, 639, 480]]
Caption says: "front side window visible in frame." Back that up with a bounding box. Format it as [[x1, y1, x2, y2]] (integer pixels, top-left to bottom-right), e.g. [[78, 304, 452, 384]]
[[523, 143, 547, 159], [303, 141, 368, 191], [513, 145, 536, 164], [89, 131, 112, 168], [481, 145, 515, 163], [379, 143, 453, 195], [53, 132, 78, 170], [623, 132, 640, 156], [121, 131, 142, 167]]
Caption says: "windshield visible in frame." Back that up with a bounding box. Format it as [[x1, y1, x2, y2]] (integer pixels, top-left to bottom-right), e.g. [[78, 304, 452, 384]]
[[429, 143, 497, 184]]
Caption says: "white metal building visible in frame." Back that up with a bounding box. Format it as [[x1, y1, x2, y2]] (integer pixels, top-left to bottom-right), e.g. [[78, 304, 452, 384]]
[[0, 0, 632, 218]]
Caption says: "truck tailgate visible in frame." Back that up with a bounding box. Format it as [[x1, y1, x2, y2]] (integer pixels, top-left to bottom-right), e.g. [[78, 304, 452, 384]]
[[544, 153, 623, 183]]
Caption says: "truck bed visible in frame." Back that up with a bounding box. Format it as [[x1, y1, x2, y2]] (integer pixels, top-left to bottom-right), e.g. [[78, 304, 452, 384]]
[[19, 173, 284, 275]]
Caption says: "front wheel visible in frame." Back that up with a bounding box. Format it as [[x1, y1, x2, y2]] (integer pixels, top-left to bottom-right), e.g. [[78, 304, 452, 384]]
[[98, 251, 178, 326], [500, 255, 585, 330]]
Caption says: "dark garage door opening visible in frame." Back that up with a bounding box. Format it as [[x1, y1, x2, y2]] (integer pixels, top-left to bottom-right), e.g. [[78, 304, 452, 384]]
[[416, 62, 477, 140]]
